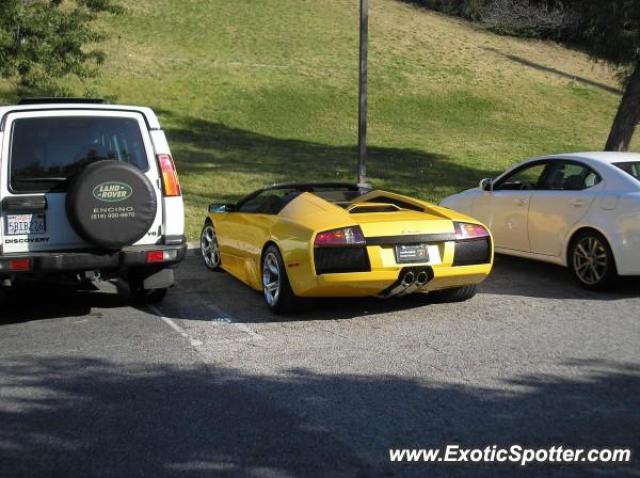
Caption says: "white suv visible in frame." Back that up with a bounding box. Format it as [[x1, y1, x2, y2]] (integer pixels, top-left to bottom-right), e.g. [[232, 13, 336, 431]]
[[0, 98, 186, 303]]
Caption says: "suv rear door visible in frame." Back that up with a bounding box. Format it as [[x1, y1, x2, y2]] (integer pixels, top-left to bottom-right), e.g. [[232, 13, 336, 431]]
[[0, 110, 163, 253]]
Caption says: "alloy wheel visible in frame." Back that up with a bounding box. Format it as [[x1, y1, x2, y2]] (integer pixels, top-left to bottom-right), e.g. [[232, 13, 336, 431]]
[[262, 252, 281, 306], [201, 224, 221, 269], [573, 236, 608, 286]]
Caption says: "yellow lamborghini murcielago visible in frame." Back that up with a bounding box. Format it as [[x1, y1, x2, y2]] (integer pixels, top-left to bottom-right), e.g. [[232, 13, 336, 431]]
[[200, 183, 493, 313]]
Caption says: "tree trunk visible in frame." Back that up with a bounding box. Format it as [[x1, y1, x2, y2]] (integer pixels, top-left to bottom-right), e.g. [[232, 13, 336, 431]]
[[605, 63, 640, 152]]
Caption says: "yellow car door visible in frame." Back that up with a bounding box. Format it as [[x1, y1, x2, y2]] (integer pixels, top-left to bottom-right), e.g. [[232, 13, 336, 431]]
[[209, 204, 245, 280], [221, 190, 289, 288]]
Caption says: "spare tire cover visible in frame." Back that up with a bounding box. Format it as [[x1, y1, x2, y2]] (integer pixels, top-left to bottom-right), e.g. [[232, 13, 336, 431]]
[[66, 160, 158, 249]]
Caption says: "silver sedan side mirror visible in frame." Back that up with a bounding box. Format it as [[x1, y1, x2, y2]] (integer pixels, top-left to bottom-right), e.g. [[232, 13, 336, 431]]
[[479, 178, 493, 192]]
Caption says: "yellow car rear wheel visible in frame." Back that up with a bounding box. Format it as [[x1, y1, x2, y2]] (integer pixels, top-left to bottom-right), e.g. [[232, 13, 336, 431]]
[[431, 284, 477, 303], [262, 245, 300, 314]]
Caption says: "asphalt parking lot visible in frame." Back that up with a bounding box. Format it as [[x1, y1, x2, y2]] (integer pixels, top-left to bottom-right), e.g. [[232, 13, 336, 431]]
[[1, 251, 639, 478]]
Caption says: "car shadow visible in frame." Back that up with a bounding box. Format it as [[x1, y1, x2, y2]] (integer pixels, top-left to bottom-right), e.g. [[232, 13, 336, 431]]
[[0, 282, 129, 325], [0, 356, 637, 477], [484, 255, 640, 301], [3, 252, 638, 326], [153, 254, 444, 324], [152, 254, 640, 324]]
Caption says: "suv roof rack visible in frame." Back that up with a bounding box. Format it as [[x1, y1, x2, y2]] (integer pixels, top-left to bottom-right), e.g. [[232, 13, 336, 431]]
[[18, 97, 105, 105]]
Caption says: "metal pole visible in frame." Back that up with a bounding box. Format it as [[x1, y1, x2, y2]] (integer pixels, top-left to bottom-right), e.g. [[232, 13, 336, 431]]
[[357, 0, 368, 185]]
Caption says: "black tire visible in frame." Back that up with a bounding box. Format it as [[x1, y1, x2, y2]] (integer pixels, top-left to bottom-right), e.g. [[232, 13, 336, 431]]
[[569, 230, 617, 290], [200, 221, 222, 271], [66, 160, 158, 250], [261, 245, 300, 314], [131, 287, 168, 305], [431, 284, 477, 303], [128, 267, 170, 304]]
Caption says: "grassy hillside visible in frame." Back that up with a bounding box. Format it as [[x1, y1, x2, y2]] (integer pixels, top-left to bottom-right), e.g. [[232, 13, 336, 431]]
[[0, 0, 633, 238]]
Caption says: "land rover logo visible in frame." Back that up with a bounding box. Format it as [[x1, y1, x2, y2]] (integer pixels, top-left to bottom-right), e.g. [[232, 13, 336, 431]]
[[93, 182, 133, 202]]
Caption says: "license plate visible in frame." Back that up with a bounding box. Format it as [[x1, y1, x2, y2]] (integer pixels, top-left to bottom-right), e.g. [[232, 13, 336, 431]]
[[395, 243, 429, 263], [6, 214, 47, 236]]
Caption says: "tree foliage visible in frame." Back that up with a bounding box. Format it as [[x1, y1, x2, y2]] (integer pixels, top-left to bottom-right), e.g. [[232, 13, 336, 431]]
[[567, 0, 640, 151], [409, 0, 640, 150], [481, 0, 575, 39], [0, 0, 121, 94], [405, 0, 487, 21], [564, 0, 640, 71], [410, 0, 640, 74]]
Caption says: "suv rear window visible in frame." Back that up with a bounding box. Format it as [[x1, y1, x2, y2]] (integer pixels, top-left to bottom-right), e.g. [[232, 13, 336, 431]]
[[9, 116, 149, 193]]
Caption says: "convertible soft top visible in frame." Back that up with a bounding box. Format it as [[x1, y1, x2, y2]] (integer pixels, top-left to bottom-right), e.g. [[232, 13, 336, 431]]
[[236, 182, 372, 209], [257, 182, 367, 193]]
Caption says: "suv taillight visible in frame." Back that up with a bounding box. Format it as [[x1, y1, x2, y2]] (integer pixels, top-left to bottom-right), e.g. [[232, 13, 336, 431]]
[[146, 249, 179, 263], [157, 154, 181, 197], [0, 259, 31, 272]]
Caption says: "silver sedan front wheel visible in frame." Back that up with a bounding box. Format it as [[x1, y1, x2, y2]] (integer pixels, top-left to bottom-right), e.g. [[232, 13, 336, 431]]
[[573, 236, 608, 286], [201, 223, 221, 270], [570, 231, 616, 289]]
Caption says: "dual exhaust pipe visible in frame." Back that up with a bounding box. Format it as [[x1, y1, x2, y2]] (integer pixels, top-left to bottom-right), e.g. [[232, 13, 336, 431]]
[[380, 268, 431, 298], [401, 270, 429, 287]]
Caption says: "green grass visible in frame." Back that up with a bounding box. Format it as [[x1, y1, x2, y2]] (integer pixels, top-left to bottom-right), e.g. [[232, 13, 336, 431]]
[[0, 0, 632, 238]]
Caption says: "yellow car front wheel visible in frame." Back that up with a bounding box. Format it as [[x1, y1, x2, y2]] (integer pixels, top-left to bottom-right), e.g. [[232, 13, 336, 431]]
[[201, 222, 222, 271]]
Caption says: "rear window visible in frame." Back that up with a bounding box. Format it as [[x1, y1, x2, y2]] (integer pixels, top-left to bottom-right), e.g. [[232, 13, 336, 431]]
[[9, 116, 149, 193], [313, 189, 364, 205], [614, 162, 640, 181]]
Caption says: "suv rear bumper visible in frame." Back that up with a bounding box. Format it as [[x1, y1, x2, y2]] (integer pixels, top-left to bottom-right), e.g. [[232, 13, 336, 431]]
[[0, 243, 187, 274]]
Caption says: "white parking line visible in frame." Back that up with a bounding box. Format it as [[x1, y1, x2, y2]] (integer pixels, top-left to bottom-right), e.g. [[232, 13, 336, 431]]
[[204, 302, 264, 341], [147, 304, 204, 347], [149, 300, 264, 343], [204, 301, 232, 322]]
